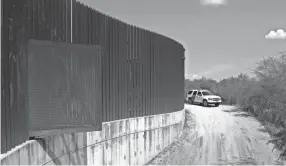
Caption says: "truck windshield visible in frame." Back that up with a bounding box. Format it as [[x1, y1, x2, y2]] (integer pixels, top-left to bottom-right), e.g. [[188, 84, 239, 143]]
[[202, 91, 213, 96]]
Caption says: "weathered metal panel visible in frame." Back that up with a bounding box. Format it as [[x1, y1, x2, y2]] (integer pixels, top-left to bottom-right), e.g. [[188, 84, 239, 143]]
[[1, 0, 29, 153], [27, 40, 102, 135]]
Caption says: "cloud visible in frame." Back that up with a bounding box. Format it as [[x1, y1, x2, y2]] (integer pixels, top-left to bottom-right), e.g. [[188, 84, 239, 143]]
[[198, 64, 233, 76], [200, 0, 227, 6], [185, 74, 203, 80], [265, 29, 286, 39], [187, 74, 203, 80]]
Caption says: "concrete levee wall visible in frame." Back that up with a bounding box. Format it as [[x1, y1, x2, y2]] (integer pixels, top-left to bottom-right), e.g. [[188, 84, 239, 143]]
[[0, 110, 185, 165]]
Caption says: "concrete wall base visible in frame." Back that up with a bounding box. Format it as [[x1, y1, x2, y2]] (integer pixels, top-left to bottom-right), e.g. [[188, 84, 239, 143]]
[[0, 110, 185, 165]]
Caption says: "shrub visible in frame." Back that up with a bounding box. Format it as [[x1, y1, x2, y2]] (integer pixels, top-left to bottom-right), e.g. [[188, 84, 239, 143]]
[[184, 52, 286, 158]]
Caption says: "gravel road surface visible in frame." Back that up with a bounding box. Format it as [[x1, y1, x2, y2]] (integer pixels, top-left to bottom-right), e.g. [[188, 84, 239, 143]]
[[147, 104, 285, 165]]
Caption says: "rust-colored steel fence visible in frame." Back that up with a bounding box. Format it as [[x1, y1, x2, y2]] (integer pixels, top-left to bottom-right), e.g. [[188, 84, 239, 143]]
[[1, 0, 185, 153]]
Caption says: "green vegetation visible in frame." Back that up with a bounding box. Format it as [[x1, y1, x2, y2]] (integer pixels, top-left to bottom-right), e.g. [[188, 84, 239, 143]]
[[185, 52, 286, 159]]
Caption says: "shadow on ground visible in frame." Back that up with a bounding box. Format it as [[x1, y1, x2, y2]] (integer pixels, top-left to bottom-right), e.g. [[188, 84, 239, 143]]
[[146, 109, 197, 165], [221, 108, 242, 113], [233, 112, 252, 118]]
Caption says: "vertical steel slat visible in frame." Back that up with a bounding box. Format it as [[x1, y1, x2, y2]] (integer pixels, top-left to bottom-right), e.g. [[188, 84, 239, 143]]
[[133, 27, 136, 117], [135, 26, 138, 117], [117, 20, 120, 120], [56, 0, 61, 40], [66, 0, 70, 42], [86, 5, 90, 44], [111, 18, 115, 120], [117, 21, 121, 120], [145, 30, 149, 116], [72, 0, 76, 43], [125, 24, 129, 119], [137, 28, 140, 117], [148, 31, 151, 116], [115, 19, 119, 120], [107, 15, 111, 121], [149, 33, 153, 115], [133, 27, 137, 118], [5, 0, 12, 151], [109, 16, 113, 121], [130, 25, 133, 118], [121, 23, 125, 119], [158, 35, 161, 113], [124, 23, 128, 119], [140, 29, 143, 116], [126, 25, 129, 118], [147, 31, 150, 116], [151, 33, 155, 115], [77, 0, 81, 44], [84, 5, 88, 44], [138, 28, 142, 117], [79, 4, 83, 43], [64, 0, 68, 42], [134, 26, 137, 118], [1, 0, 7, 151], [119, 21, 123, 120], [10, 0, 15, 149], [155, 35, 158, 115], [141, 29, 145, 116], [89, 9, 94, 45], [102, 13, 107, 122], [105, 15, 109, 121], [59, 0, 64, 41], [56, 0, 61, 41], [37, 0, 42, 40], [94, 12, 99, 45], [32, 0, 37, 39], [110, 17, 113, 121], [129, 25, 132, 118], [78, 4, 82, 43], [130, 26, 134, 118]]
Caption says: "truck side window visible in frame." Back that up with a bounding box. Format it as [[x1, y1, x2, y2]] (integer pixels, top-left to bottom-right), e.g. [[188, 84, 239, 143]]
[[193, 91, 197, 96], [188, 91, 193, 95]]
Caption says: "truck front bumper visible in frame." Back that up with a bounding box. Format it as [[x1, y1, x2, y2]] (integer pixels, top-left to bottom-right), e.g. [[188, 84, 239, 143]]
[[207, 100, 222, 104]]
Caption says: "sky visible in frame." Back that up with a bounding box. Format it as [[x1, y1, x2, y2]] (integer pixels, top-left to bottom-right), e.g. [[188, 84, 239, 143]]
[[78, 0, 286, 81]]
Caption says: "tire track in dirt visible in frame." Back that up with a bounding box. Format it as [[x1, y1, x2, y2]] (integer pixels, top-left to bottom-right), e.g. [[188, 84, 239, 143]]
[[147, 104, 286, 165]]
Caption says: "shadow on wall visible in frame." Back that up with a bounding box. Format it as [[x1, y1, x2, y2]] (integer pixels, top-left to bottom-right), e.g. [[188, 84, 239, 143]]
[[36, 133, 87, 165]]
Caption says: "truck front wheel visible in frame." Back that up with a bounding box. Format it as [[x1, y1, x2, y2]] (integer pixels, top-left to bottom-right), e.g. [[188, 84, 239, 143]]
[[189, 98, 194, 105], [203, 100, 208, 107]]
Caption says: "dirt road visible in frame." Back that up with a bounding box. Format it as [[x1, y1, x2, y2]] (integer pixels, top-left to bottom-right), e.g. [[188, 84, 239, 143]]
[[147, 104, 285, 165]]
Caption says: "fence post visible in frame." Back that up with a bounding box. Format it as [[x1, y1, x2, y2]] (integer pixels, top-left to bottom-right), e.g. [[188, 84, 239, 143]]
[[70, 0, 73, 43]]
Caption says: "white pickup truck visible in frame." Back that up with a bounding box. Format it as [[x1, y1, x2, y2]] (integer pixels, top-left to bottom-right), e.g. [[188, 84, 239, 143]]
[[186, 89, 222, 107]]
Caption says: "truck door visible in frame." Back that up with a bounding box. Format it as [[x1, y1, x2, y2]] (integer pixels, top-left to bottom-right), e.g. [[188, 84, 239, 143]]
[[197, 91, 203, 103], [192, 91, 198, 102]]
